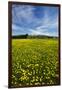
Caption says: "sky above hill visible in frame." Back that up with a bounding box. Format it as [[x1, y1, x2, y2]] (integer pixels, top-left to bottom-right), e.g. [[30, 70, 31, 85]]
[[12, 4, 59, 36]]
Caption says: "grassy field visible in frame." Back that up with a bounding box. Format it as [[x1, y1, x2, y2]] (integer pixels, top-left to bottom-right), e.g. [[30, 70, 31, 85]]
[[11, 39, 59, 87]]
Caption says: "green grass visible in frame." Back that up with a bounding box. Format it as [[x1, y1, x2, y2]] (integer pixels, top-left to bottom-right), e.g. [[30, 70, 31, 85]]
[[11, 39, 59, 87]]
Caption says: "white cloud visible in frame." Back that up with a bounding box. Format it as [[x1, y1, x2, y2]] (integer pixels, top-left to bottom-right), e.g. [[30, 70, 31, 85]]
[[13, 5, 36, 24], [30, 29, 50, 36], [12, 5, 59, 36], [29, 9, 58, 36], [12, 24, 22, 31]]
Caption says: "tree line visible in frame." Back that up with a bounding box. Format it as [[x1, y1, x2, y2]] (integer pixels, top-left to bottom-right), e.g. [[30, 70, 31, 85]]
[[12, 34, 58, 39]]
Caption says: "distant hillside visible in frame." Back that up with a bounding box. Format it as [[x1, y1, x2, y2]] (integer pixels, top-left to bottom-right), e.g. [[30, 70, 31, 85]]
[[12, 34, 58, 39]]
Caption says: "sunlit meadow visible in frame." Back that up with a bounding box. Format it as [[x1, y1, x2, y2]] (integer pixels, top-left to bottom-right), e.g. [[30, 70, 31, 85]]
[[11, 39, 59, 87]]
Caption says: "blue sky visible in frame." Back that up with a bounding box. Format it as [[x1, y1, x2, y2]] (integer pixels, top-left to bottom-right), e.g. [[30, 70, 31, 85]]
[[12, 4, 59, 36]]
